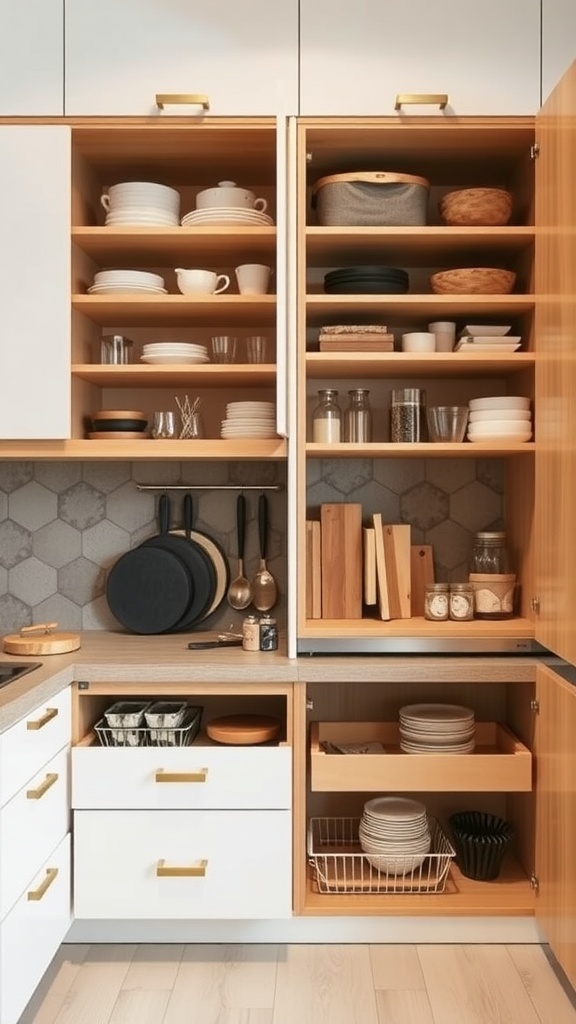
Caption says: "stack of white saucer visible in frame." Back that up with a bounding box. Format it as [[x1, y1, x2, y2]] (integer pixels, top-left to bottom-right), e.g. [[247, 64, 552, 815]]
[[181, 208, 274, 227], [399, 703, 475, 754], [102, 181, 180, 227], [221, 401, 276, 439], [88, 270, 166, 294], [140, 343, 208, 365], [358, 796, 432, 875]]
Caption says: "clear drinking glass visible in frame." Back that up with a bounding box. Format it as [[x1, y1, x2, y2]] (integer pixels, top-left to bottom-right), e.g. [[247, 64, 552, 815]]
[[151, 411, 177, 438], [211, 335, 237, 363], [246, 335, 268, 363]]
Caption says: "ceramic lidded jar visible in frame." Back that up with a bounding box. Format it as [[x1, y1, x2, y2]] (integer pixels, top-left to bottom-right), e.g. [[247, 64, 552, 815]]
[[195, 180, 267, 212]]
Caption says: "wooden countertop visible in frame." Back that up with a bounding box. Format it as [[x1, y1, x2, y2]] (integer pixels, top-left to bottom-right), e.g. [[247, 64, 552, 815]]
[[0, 629, 556, 733]]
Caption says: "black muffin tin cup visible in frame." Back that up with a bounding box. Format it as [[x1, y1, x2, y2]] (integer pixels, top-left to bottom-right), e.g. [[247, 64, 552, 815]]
[[448, 811, 514, 881]]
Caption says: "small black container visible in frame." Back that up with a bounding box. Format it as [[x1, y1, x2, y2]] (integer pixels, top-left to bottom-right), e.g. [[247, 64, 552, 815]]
[[449, 811, 514, 881]]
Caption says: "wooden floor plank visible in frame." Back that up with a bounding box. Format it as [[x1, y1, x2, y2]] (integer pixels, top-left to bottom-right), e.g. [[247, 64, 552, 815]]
[[18, 946, 91, 1024], [48, 946, 137, 1024], [273, 945, 379, 1024], [107, 991, 171, 1024], [163, 944, 278, 1024], [507, 945, 576, 1024], [121, 944, 185, 991], [375, 990, 435, 1024], [369, 945, 426, 990]]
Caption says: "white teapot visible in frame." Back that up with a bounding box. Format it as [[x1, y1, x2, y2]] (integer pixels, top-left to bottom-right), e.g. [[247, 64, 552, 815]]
[[195, 180, 267, 212]]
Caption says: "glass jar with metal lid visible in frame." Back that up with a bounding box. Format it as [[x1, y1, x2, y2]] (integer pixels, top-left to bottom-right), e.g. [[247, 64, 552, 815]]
[[470, 531, 510, 574]]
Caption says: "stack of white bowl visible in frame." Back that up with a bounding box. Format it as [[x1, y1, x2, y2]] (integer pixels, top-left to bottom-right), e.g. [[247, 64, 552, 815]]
[[399, 703, 475, 754], [141, 342, 208, 365], [101, 181, 180, 227], [221, 401, 276, 439], [358, 796, 431, 875], [88, 270, 166, 295], [467, 396, 532, 442]]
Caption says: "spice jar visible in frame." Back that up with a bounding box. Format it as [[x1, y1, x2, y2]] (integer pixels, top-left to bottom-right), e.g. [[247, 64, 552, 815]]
[[312, 388, 341, 442], [449, 582, 475, 621], [471, 532, 510, 574], [390, 388, 426, 442], [424, 583, 449, 621], [343, 389, 372, 442]]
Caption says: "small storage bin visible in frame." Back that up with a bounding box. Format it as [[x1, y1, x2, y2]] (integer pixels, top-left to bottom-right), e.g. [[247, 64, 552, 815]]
[[448, 811, 514, 881], [312, 171, 430, 226]]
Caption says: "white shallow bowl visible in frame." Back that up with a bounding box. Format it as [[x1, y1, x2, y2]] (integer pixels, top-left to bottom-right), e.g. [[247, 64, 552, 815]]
[[361, 850, 429, 875], [468, 396, 530, 411], [468, 409, 531, 422], [467, 420, 533, 435], [467, 433, 532, 443]]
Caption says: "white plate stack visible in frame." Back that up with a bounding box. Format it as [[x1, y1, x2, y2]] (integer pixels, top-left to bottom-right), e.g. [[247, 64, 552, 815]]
[[102, 181, 180, 227], [399, 703, 476, 754], [181, 207, 274, 227], [467, 396, 532, 443], [221, 401, 276, 439], [358, 796, 432, 875], [140, 343, 209, 365], [455, 323, 521, 353], [88, 270, 166, 295]]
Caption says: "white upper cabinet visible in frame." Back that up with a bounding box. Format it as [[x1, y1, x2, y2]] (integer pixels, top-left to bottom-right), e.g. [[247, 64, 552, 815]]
[[299, 0, 541, 116], [541, 0, 576, 104], [0, 1, 63, 115], [64, 0, 299, 116], [0, 127, 71, 440]]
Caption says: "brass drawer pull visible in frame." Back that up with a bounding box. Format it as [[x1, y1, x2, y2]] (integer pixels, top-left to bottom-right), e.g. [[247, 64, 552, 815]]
[[155, 93, 210, 110], [156, 859, 208, 878], [155, 768, 208, 783], [26, 772, 59, 800], [395, 93, 448, 110], [26, 707, 58, 731], [27, 867, 58, 901]]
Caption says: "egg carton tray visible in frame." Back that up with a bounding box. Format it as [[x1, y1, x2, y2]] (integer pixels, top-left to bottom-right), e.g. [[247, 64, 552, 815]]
[[307, 816, 455, 894], [94, 706, 202, 747]]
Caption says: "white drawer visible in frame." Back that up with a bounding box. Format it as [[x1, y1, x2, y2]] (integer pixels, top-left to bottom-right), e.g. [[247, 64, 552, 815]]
[[72, 743, 292, 809], [0, 747, 70, 920], [0, 687, 71, 806], [0, 834, 71, 1024], [73, 809, 292, 919]]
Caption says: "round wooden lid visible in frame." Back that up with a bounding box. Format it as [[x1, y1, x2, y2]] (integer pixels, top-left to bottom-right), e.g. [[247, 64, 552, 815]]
[[3, 626, 81, 655], [206, 714, 281, 745]]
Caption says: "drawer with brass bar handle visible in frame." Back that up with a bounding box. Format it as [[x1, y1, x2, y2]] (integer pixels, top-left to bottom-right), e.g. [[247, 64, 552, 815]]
[[395, 93, 448, 110], [27, 866, 58, 901], [155, 768, 208, 784], [155, 93, 210, 110], [26, 772, 59, 800], [156, 858, 208, 877], [26, 707, 58, 731]]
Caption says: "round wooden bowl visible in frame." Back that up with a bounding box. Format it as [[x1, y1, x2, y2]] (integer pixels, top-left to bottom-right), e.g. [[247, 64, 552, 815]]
[[439, 188, 512, 226], [430, 268, 516, 295]]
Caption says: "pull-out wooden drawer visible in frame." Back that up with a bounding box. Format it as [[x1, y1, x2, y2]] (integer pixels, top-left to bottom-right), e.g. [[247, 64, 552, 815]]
[[0, 687, 71, 806], [0, 747, 70, 920], [72, 743, 292, 809], [310, 721, 532, 792], [73, 810, 292, 919]]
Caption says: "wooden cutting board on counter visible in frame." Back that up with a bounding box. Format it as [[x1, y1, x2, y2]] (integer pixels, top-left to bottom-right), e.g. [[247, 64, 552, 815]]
[[321, 503, 363, 619], [3, 622, 81, 655], [410, 545, 435, 616]]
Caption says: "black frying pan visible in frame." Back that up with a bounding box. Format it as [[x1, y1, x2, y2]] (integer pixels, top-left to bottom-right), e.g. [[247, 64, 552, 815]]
[[106, 544, 193, 635], [169, 494, 230, 621], [141, 494, 216, 631]]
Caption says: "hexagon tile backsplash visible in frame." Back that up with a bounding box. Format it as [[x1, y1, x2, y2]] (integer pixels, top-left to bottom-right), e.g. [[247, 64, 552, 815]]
[[0, 458, 503, 635]]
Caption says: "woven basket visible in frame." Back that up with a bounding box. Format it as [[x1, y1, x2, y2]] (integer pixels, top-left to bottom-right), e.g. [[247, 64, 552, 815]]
[[439, 188, 512, 226], [430, 268, 516, 295]]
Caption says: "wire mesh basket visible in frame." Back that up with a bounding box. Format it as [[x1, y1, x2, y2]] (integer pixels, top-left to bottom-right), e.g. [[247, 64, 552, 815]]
[[94, 705, 202, 747], [307, 816, 455, 894]]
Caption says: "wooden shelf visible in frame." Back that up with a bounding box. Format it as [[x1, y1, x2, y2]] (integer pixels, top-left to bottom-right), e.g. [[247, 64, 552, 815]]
[[72, 363, 277, 388], [72, 294, 277, 328], [306, 351, 535, 378], [72, 226, 277, 264], [310, 722, 532, 793], [299, 616, 535, 639], [306, 441, 535, 457], [306, 295, 536, 325], [306, 226, 535, 265], [0, 439, 287, 460]]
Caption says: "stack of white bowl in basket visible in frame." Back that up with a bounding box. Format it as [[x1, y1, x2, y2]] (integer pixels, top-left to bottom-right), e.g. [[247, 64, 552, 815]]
[[101, 181, 181, 227], [358, 796, 431, 876], [467, 396, 532, 442]]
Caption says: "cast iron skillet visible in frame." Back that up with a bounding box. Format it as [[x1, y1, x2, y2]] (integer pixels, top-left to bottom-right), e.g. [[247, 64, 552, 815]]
[[169, 493, 230, 622], [105, 541, 193, 635], [141, 494, 216, 631]]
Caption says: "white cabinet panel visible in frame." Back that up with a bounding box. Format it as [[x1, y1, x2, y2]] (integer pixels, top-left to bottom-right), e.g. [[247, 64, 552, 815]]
[[0, 127, 71, 440], [0, 2, 63, 115], [542, 0, 576, 103], [73, 810, 292, 918], [72, 743, 291, 809], [0, 835, 71, 1024], [0, 687, 71, 806], [300, 0, 541, 115], [65, 0, 298, 116]]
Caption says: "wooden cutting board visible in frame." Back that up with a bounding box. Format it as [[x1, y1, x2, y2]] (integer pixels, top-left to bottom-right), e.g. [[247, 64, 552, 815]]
[[382, 524, 411, 618], [372, 513, 390, 620], [362, 526, 377, 606], [206, 714, 281, 745], [3, 622, 81, 655], [306, 520, 322, 618], [321, 503, 363, 619], [410, 545, 435, 616]]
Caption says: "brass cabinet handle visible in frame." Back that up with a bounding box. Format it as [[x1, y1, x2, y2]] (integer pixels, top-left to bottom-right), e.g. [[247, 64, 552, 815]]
[[155, 93, 210, 110], [27, 867, 58, 901], [395, 93, 448, 110], [156, 858, 208, 877], [26, 772, 59, 800], [155, 768, 208, 783], [27, 707, 58, 731]]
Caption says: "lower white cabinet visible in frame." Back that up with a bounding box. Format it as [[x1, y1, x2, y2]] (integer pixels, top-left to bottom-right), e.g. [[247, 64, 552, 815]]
[[0, 686, 71, 805], [73, 810, 292, 918], [0, 835, 71, 1024]]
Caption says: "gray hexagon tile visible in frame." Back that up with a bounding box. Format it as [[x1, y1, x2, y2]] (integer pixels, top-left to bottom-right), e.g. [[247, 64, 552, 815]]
[[33, 520, 82, 569], [106, 483, 155, 533], [58, 557, 106, 606], [34, 594, 82, 632], [82, 520, 130, 567], [229, 462, 281, 487], [476, 458, 505, 493], [428, 520, 473, 573], [59, 482, 106, 529], [0, 463, 33, 492], [0, 492, 7, 520], [9, 482, 58, 531], [9, 557, 57, 605], [83, 462, 131, 494], [82, 593, 119, 631], [0, 520, 32, 569], [0, 594, 31, 633], [400, 482, 449, 531], [426, 458, 476, 495], [374, 459, 425, 495], [323, 459, 373, 494], [450, 480, 502, 533], [197, 490, 239, 536], [35, 463, 82, 493], [345, 479, 400, 524], [180, 461, 231, 487]]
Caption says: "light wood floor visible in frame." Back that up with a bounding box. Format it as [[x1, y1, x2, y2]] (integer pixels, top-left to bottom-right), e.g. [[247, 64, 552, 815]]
[[18, 943, 576, 1024]]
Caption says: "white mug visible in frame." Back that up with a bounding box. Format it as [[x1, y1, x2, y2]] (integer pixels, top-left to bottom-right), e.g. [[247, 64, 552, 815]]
[[235, 263, 271, 295], [401, 332, 436, 353], [428, 321, 457, 352], [175, 268, 230, 295]]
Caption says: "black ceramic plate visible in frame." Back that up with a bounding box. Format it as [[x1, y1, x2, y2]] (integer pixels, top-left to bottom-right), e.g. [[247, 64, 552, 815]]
[[91, 419, 148, 432], [324, 281, 409, 294]]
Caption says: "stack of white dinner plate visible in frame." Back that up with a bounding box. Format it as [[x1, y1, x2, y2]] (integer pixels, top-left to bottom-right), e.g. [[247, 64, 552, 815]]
[[221, 401, 276, 439], [358, 796, 432, 875], [181, 207, 274, 227], [88, 270, 166, 295], [455, 323, 521, 353], [399, 703, 475, 754], [102, 181, 180, 227], [467, 396, 532, 443], [140, 343, 209, 365]]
